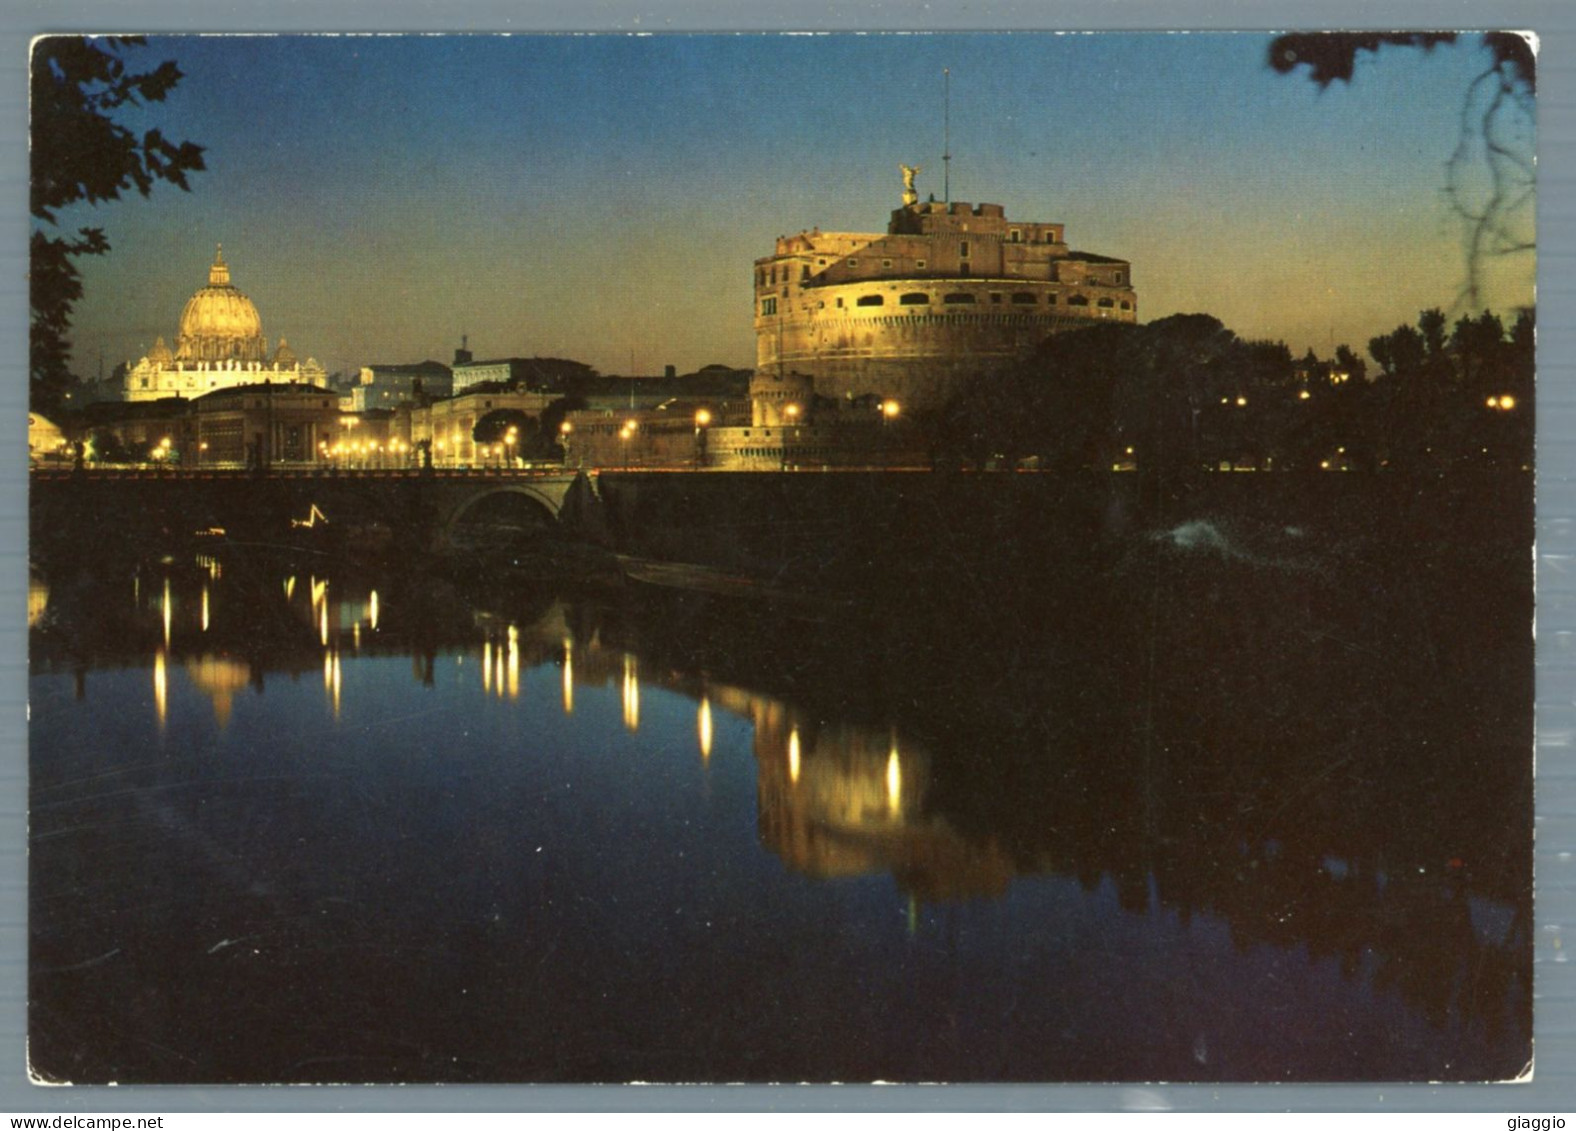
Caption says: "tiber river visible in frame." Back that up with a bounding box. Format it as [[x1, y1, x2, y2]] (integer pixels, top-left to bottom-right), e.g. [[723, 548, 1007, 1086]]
[[28, 476, 1532, 1083]]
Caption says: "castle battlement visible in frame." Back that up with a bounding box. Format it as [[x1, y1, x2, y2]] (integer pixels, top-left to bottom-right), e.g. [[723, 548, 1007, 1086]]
[[753, 176, 1135, 410]]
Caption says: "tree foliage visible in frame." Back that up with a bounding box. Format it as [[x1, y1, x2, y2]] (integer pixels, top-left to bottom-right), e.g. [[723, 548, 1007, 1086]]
[[30, 37, 205, 412], [939, 307, 1532, 475]]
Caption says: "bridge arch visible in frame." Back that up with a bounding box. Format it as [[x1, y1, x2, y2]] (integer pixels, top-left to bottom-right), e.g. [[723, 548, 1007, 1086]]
[[442, 483, 564, 545]]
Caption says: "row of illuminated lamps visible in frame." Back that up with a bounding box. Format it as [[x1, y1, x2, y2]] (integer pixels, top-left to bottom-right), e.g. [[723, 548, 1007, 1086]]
[[1224, 391, 1521, 410], [318, 438, 414, 458], [560, 400, 904, 440]]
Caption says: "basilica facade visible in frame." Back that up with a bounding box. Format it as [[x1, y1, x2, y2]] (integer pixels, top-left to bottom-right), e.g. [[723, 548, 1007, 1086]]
[[123, 246, 327, 403]]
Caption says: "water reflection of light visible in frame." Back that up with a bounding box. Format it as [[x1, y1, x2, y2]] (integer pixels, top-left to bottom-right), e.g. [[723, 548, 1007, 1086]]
[[562, 638, 574, 715], [369, 590, 380, 631], [507, 624, 520, 699], [201, 585, 210, 632], [622, 653, 640, 731], [27, 575, 48, 628], [483, 640, 494, 694], [698, 696, 713, 762], [322, 650, 342, 718], [186, 654, 249, 728], [319, 601, 329, 647], [310, 577, 326, 608], [789, 725, 801, 784], [353, 622, 361, 651], [284, 575, 296, 600], [886, 742, 902, 816], [153, 649, 167, 730], [161, 579, 172, 647], [495, 638, 507, 698]]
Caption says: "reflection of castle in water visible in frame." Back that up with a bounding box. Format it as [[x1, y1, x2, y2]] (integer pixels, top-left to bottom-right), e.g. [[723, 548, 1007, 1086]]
[[744, 697, 1013, 900]]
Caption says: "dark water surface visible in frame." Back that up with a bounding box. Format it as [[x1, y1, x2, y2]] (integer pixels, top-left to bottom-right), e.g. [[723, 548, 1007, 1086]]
[[28, 476, 1533, 1083]]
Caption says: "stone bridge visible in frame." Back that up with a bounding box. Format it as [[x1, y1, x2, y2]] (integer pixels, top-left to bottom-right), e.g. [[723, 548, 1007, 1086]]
[[30, 468, 592, 552]]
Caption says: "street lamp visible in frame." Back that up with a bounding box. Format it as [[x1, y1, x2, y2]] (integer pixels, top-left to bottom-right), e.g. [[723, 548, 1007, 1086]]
[[880, 400, 899, 468], [559, 420, 574, 468], [694, 409, 711, 470], [782, 404, 799, 470]]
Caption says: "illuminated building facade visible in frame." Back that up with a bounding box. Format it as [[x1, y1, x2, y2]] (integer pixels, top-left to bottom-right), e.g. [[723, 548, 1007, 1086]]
[[754, 175, 1137, 409], [124, 246, 327, 403]]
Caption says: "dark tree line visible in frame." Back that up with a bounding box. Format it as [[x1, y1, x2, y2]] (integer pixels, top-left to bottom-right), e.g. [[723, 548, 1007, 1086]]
[[937, 307, 1533, 474]]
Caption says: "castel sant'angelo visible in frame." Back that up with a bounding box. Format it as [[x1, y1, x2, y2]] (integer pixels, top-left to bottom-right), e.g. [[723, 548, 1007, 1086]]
[[754, 167, 1136, 410]]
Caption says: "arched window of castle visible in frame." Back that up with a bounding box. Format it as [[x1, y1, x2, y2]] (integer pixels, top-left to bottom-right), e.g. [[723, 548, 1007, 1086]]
[[943, 293, 977, 305], [1009, 230, 1021, 243], [1011, 293, 1037, 304], [1068, 295, 1089, 307], [1098, 298, 1115, 308], [857, 295, 884, 307], [1120, 301, 1132, 310], [899, 293, 930, 305]]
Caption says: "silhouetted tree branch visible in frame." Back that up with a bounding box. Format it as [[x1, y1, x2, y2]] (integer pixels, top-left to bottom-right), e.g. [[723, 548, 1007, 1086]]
[[30, 36, 205, 413], [1269, 31, 1534, 311]]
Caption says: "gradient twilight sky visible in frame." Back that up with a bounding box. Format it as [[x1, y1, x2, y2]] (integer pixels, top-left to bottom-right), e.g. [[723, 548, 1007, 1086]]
[[48, 32, 1535, 380]]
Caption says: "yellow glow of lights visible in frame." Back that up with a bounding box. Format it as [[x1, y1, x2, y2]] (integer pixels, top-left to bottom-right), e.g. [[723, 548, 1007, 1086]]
[[154, 649, 168, 730], [331, 652, 342, 718], [887, 747, 902, 815], [201, 585, 210, 632], [483, 639, 493, 693], [162, 579, 171, 647], [284, 576, 296, 600], [698, 697, 713, 761], [694, 409, 711, 427], [562, 638, 574, 715], [622, 654, 640, 731], [1299, 389, 1312, 400], [1488, 394, 1518, 411], [1235, 396, 1248, 407], [352, 622, 361, 651], [320, 601, 329, 647], [507, 624, 519, 700], [788, 726, 801, 784], [369, 590, 380, 631], [559, 421, 573, 435], [881, 400, 900, 418], [310, 577, 327, 608]]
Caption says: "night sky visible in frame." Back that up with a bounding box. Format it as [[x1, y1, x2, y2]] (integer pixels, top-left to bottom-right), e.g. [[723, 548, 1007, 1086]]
[[48, 32, 1536, 380]]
